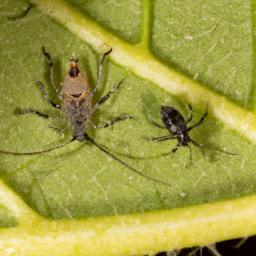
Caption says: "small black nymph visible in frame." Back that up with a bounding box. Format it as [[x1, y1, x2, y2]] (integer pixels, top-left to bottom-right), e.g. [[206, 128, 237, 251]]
[[144, 105, 236, 163]]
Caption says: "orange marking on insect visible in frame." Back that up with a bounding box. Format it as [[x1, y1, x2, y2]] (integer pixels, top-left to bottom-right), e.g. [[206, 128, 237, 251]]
[[81, 93, 87, 99], [70, 63, 78, 69], [73, 93, 87, 101], [84, 78, 88, 83]]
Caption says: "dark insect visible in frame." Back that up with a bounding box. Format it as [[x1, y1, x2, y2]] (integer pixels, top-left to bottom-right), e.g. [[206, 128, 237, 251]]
[[0, 47, 171, 187], [144, 104, 236, 164]]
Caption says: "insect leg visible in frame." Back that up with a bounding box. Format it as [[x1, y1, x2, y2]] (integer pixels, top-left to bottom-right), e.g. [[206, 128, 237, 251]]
[[18, 108, 63, 119], [91, 47, 113, 96], [42, 47, 62, 102], [88, 116, 136, 129], [172, 143, 181, 152], [187, 111, 207, 131], [187, 144, 193, 164], [151, 121, 166, 129], [190, 139, 236, 155], [186, 104, 194, 124], [143, 135, 176, 142], [0, 137, 75, 155], [187, 104, 209, 131], [34, 80, 62, 110], [90, 78, 124, 114], [86, 135, 172, 187]]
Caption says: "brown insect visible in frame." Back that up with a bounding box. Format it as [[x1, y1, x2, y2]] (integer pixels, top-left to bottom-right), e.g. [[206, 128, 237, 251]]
[[0, 47, 171, 187]]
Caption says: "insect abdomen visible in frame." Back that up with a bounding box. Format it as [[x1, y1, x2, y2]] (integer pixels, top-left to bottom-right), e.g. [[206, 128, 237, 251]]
[[161, 106, 186, 133]]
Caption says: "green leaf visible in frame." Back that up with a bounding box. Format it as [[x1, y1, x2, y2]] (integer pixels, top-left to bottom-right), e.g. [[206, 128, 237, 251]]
[[1, 0, 256, 255]]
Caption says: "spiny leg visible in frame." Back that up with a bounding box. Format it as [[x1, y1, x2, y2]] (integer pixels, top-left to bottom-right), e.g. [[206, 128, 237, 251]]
[[85, 135, 172, 187], [186, 104, 193, 124], [90, 78, 124, 114], [91, 47, 113, 96], [190, 139, 236, 155], [143, 135, 176, 142], [18, 108, 63, 119], [88, 116, 136, 129]]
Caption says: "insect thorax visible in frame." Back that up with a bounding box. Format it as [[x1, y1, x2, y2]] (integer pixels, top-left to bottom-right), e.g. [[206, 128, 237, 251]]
[[62, 71, 92, 134]]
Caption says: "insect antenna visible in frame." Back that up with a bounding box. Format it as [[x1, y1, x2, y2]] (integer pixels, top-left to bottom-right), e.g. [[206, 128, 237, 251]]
[[85, 135, 172, 187], [190, 139, 237, 156], [0, 137, 75, 155]]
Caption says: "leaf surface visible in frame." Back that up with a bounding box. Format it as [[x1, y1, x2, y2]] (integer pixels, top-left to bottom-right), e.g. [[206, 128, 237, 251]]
[[0, 0, 256, 255]]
